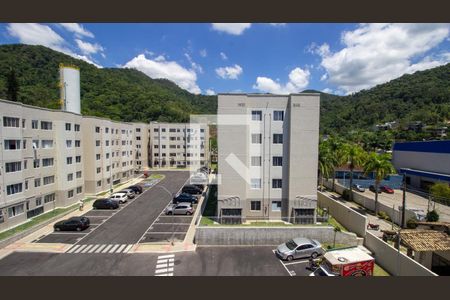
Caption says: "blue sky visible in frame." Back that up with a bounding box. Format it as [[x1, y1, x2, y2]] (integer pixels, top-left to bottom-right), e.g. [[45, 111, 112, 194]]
[[1, 23, 449, 95]]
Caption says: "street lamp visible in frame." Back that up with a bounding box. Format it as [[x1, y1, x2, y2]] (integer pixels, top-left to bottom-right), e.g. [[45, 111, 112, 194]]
[[156, 185, 175, 246]]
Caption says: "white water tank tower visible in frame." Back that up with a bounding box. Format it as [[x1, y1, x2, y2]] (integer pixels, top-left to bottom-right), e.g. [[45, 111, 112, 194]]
[[59, 64, 80, 114]]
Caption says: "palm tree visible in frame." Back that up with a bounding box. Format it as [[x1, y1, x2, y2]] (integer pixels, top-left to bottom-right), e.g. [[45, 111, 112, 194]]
[[324, 136, 344, 191], [318, 142, 336, 191], [363, 152, 395, 214], [341, 143, 367, 201]]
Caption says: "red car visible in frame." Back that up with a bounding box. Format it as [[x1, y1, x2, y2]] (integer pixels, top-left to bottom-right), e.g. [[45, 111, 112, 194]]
[[380, 186, 394, 194]]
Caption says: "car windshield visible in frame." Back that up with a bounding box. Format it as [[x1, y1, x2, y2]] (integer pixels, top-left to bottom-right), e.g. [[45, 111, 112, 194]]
[[285, 240, 298, 250]]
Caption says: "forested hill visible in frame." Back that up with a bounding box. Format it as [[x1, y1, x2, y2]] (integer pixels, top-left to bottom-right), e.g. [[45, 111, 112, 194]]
[[0, 44, 217, 122], [0, 44, 449, 137]]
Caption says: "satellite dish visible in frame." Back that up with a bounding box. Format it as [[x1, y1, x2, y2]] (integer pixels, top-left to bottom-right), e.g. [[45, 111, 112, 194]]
[[338, 257, 347, 262]]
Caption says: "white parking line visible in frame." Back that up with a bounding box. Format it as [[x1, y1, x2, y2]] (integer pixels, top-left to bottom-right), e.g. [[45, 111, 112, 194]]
[[284, 260, 310, 266]]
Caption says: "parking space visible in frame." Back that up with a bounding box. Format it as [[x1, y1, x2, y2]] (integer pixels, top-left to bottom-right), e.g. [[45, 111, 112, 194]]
[[271, 249, 316, 276]]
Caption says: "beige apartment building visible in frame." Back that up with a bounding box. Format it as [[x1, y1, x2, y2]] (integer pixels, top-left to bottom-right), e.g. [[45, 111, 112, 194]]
[[149, 122, 209, 169], [217, 93, 320, 224]]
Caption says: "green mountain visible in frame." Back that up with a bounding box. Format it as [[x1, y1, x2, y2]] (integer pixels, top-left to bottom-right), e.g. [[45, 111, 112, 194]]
[[0, 44, 449, 141], [0, 44, 216, 122]]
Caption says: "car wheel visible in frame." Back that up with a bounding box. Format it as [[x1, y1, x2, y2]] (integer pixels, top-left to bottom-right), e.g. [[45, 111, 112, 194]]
[[167, 212, 173, 215], [55, 227, 61, 232], [287, 255, 294, 262], [186, 212, 192, 215], [76, 227, 81, 232], [311, 252, 318, 259]]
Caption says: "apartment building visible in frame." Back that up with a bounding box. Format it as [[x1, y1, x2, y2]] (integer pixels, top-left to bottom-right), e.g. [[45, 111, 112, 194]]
[[0, 99, 84, 231], [217, 93, 320, 223], [149, 122, 209, 169], [132, 123, 149, 171]]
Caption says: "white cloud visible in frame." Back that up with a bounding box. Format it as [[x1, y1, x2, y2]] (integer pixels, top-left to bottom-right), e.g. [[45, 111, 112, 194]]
[[269, 23, 287, 26], [322, 88, 333, 94], [184, 53, 203, 74], [199, 49, 207, 57], [320, 73, 328, 81], [252, 67, 310, 94], [220, 52, 228, 60], [205, 89, 216, 95], [211, 23, 251, 35], [312, 23, 450, 93], [59, 23, 94, 38], [215, 64, 243, 79], [75, 39, 104, 55], [123, 54, 201, 94]]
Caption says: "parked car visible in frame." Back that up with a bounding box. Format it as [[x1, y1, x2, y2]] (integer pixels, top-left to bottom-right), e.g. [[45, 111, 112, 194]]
[[120, 188, 135, 199], [165, 203, 194, 215], [182, 184, 203, 195], [128, 185, 143, 194], [275, 238, 324, 261], [110, 192, 129, 203], [54, 216, 90, 232], [380, 185, 394, 194], [193, 184, 205, 190], [353, 184, 365, 192], [173, 193, 198, 204], [369, 185, 382, 193], [93, 198, 120, 209]]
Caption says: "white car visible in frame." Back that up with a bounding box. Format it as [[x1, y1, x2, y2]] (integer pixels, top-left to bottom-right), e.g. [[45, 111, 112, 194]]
[[109, 192, 128, 204]]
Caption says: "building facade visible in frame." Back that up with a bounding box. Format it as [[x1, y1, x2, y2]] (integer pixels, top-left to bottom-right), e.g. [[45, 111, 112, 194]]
[[149, 122, 209, 169], [217, 93, 320, 223], [392, 140, 450, 191]]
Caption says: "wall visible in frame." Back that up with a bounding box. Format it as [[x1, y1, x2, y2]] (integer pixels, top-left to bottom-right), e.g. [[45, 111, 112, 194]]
[[364, 231, 437, 276], [195, 226, 359, 246], [317, 191, 367, 237]]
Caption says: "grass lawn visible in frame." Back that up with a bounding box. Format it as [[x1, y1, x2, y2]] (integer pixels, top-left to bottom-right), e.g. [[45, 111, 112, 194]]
[[374, 264, 390, 276]]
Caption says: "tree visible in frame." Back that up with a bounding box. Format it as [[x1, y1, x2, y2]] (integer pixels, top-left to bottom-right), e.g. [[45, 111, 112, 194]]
[[363, 152, 395, 214], [318, 141, 336, 191], [430, 182, 450, 206], [6, 67, 19, 102], [426, 210, 439, 222], [333, 226, 341, 248], [325, 136, 345, 191], [341, 144, 367, 201]]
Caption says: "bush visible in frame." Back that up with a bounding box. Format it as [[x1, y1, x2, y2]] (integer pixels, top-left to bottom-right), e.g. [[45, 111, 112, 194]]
[[377, 211, 391, 221], [426, 210, 439, 222], [406, 217, 418, 229], [342, 189, 350, 200]]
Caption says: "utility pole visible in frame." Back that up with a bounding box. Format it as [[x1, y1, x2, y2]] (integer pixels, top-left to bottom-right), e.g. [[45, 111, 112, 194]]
[[401, 172, 406, 228]]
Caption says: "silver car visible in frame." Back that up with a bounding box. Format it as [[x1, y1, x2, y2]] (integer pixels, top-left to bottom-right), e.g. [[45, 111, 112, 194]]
[[120, 188, 135, 199], [276, 238, 324, 261], [165, 203, 194, 215]]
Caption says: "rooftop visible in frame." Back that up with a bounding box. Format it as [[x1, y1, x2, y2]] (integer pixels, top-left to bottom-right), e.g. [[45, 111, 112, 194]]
[[400, 230, 450, 252]]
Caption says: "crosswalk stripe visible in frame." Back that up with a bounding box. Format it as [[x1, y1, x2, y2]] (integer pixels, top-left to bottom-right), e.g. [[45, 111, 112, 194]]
[[102, 244, 113, 253], [67, 245, 80, 253], [157, 258, 174, 264], [124, 244, 133, 253], [74, 245, 87, 253], [95, 245, 107, 253], [158, 254, 175, 259], [88, 245, 100, 253], [81, 245, 93, 253], [116, 244, 127, 253], [109, 244, 120, 253], [155, 267, 174, 274], [156, 262, 174, 269]]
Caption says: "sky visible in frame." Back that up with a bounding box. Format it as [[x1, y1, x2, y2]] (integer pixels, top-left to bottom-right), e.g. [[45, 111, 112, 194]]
[[1, 23, 449, 96]]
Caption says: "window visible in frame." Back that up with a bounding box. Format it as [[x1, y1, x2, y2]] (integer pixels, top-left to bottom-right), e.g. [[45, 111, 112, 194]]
[[41, 121, 52, 130], [24, 160, 27, 169], [75, 140, 81, 147], [8, 204, 24, 218], [66, 140, 72, 148], [272, 179, 282, 189], [251, 156, 262, 166], [7, 183, 23, 195], [251, 134, 262, 144], [44, 193, 55, 203], [76, 156, 81, 163], [96, 154, 101, 160], [96, 167, 101, 174], [273, 156, 283, 166], [76, 186, 82, 194], [3, 117, 20, 127], [32, 120, 38, 129], [42, 158, 54, 167], [23, 139, 27, 149], [106, 140, 109, 146], [154, 128, 159, 132], [22, 119, 26, 128], [105, 127, 109, 134], [252, 110, 262, 121], [33, 159, 40, 168], [34, 178, 41, 188], [273, 134, 283, 144], [136, 136, 141, 141], [96, 181, 102, 187], [136, 128, 141, 133], [4, 139, 21, 150], [67, 173, 73, 181], [36, 197, 42, 207], [43, 176, 55, 185], [96, 140, 100, 147], [271, 201, 282, 211], [32, 140, 39, 149], [5, 161, 21, 173], [74, 124, 80, 131], [76, 171, 82, 178], [41, 140, 53, 149], [251, 178, 261, 189], [161, 128, 166, 132], [66, 157, 73, 165], [25, 180, 29, 190], [274, 111, 284, 121], [68, 190, 74, 198], [65, 123, 71, 131], [95, 126, 100, 133], [250, 201, 261, 211]]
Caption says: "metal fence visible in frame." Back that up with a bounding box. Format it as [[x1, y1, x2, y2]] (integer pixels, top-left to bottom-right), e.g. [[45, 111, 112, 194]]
[[203, 215, 329, 225]]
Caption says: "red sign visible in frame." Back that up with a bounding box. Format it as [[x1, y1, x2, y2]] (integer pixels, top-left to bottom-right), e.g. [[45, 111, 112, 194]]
[[341, 260, 374, 276]]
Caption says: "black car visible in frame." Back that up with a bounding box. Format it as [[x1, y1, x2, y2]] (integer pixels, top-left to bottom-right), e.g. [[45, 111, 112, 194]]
[[182, 185, 203, 195], [369, 185, 382, 193], [93, 198, 120, 209], [128, 185, 143, 194], [173, 193, 198, 204], [54, 217, 90, 232]]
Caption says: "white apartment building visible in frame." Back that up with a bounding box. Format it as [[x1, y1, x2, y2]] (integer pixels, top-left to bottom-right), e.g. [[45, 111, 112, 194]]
[[149, 122, 209, 169], [217, 93, 320, 223]]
